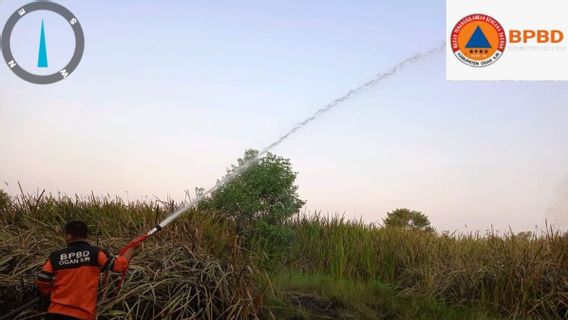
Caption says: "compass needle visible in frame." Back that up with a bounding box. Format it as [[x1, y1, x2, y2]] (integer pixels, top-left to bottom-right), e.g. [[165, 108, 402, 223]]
[[37, 19, 48, 68]]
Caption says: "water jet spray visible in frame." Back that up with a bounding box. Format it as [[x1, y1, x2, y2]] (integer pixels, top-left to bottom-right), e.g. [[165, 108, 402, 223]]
[[120, 43, 446, 254]]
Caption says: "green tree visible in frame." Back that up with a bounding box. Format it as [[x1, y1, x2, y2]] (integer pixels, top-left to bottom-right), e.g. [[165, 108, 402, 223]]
[[207, 149, 305, 229], [383, 208, 433, 232], [205, 149, 304, 270]]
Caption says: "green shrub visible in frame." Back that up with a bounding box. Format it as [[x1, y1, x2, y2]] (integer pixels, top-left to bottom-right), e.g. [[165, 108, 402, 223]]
[[383, 208, 433, 232], [206, 149, 305, 229], [203, 149, 304, 270]]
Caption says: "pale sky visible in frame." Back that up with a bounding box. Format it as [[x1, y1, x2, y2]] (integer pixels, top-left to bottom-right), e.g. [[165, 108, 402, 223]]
[[1, 0, 567, 232]]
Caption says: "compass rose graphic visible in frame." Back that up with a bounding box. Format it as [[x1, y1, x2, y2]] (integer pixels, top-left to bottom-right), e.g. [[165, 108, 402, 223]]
[[1, 2, 84, 84]]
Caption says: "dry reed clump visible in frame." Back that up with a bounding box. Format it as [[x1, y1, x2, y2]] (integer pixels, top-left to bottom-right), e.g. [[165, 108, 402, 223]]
[[287, 214, 568, 320], [97, 239, 260, 320], [0, 193, 262, 320]]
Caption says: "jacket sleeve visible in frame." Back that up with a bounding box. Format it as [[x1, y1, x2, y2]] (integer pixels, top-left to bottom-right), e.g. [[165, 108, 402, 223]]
[[97, 249, 129, 273], [36, 259, 54, 298]]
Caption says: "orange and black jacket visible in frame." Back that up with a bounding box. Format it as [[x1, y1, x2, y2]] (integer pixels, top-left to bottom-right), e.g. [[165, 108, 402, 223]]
[[36, 240, 128, 320]]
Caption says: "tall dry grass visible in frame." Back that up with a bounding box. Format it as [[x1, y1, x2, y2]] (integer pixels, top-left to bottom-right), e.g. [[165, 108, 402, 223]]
[[2, 192, 567, 319], [286, 214, 568, 319], [0, 192, 262, 319]]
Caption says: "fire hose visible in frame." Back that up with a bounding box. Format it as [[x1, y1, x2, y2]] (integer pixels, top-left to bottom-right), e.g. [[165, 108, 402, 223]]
[[113, 184, 229, 288]]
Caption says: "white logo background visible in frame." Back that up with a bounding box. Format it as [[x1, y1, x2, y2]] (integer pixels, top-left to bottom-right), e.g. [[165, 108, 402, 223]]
[[447, 0, 568, 81]]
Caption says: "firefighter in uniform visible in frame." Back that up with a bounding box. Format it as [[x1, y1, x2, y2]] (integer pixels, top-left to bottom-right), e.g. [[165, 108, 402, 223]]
[[36, 221, 135, 320]]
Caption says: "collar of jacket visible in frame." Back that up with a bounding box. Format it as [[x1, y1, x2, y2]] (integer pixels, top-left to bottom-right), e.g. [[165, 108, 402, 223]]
[[67, 240, 90, 247]]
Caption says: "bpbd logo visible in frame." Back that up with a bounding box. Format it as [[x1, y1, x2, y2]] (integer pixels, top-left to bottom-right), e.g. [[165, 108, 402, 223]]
[[1, 2, 84, 84], [451, 14, 506, 67], [451, 13, 565, 68]]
